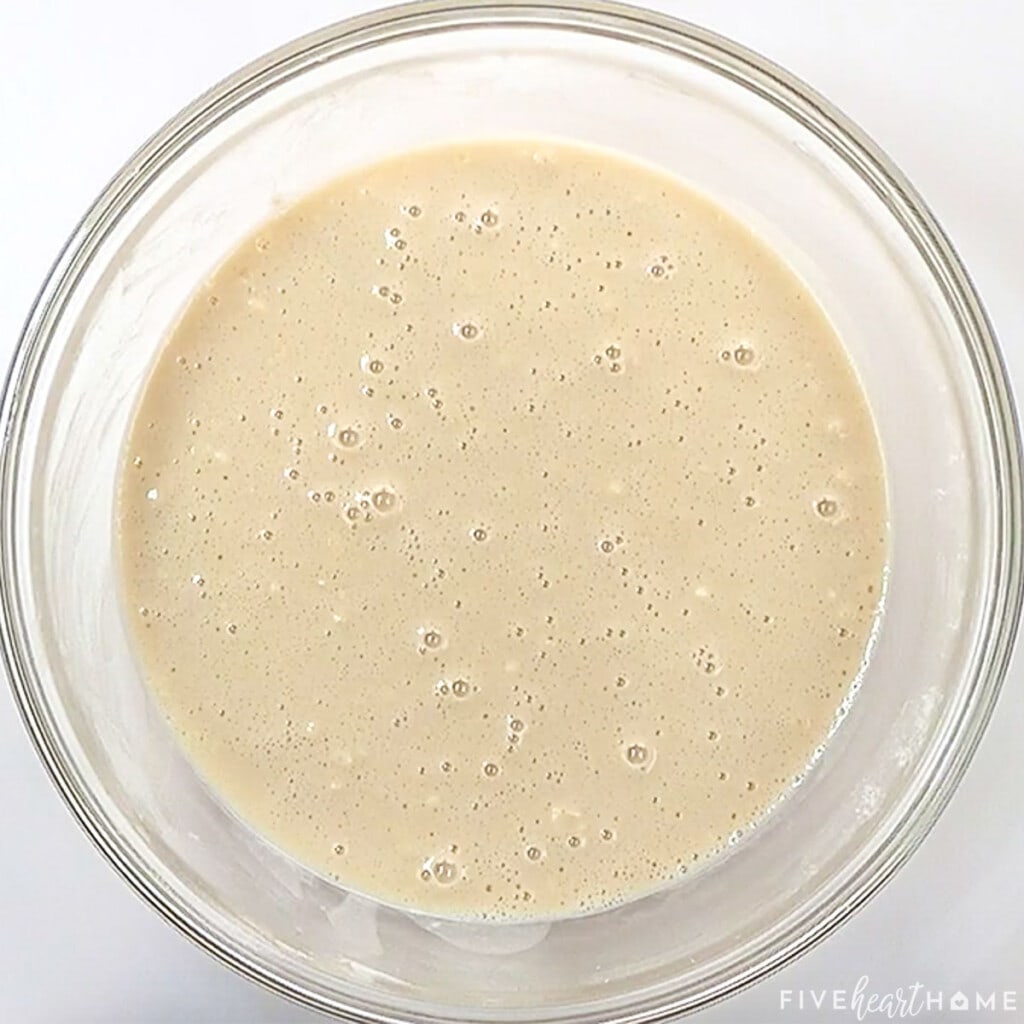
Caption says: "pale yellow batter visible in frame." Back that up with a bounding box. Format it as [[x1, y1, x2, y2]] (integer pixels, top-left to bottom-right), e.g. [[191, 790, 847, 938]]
[[118, 141, 887, 919]]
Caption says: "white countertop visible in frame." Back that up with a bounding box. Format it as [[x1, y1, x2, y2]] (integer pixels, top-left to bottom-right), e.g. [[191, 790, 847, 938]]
[[1, 2, 1021, 1021]]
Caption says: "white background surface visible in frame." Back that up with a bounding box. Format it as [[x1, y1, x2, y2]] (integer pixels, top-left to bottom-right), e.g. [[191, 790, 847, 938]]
[[1, 2, 1022, 1021]]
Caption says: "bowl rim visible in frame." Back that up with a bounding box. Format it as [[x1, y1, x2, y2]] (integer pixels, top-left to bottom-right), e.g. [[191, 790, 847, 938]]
[[2, 1, 1022, 1021]]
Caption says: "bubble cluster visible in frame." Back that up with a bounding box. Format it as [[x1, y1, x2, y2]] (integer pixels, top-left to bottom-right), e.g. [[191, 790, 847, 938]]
[[693, 645, 721, 675], [646, 255, 675, 279], [593, 346, 624, 374], [424, 858, 458, 885]]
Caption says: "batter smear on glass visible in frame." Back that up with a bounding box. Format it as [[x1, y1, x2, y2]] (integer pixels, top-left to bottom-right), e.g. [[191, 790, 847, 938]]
[[118, 141, 887, 918]]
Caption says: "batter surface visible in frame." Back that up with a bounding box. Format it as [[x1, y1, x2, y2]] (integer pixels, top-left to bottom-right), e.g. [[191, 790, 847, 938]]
[[119, 141, 887, 918]]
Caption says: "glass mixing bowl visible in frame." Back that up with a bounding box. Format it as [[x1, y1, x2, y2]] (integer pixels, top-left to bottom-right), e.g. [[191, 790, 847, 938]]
[[2, 2, 1021, 1020]]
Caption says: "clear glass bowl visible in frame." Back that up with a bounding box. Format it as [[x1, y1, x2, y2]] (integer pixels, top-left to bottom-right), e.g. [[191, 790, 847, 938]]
[[2, 2, 1021, 1021]]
